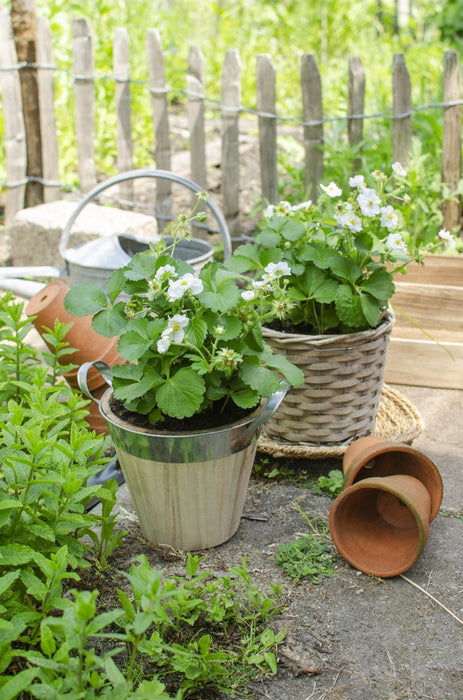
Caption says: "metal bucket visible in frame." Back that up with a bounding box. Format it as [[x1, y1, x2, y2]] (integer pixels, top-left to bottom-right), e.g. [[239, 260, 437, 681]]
[[59, 168, 232, 290], [78, 360, 289, 549], [64, 233, 214, 289]]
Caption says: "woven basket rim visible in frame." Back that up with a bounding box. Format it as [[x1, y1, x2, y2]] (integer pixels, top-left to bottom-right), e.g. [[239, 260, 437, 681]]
[[263, 308, 395, 347], [257, 384, 424, 459]]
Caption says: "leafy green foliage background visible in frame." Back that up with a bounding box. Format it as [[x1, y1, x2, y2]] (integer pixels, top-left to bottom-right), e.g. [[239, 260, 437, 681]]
[[0, 0, 457, 200]]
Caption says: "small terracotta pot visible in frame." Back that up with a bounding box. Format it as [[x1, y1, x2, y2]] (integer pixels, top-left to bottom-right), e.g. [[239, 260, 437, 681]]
[[82, 384, 110, 435], [342, 436, 443, 521], [25, 280, 121, 391], [329, 474, 431, 578]]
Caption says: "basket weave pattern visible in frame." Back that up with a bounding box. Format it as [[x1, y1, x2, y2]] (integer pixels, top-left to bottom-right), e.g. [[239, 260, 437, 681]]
[[263, 310, 394, 445]]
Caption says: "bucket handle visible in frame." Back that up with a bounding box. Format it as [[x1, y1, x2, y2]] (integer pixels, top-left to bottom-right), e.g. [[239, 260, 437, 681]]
[[59, 168, 232, 261], [241, 379, 290, 437], [77, 360, 113, 404]]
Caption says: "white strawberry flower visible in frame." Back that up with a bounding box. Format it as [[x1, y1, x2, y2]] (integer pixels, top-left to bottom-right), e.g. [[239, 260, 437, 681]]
[[320, 181, 342, 198], [167, 273, 203, 301]]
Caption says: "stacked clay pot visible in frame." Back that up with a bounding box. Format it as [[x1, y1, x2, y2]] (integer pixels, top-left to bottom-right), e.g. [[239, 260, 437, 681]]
[[25, 280, 121, 435], [329, 436, 443, 577]]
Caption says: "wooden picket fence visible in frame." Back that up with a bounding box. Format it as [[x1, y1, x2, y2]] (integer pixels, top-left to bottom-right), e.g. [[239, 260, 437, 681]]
[[0, 8, 462, 240]]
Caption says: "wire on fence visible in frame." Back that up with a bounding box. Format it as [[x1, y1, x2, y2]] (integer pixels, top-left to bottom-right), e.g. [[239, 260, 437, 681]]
[[1, 60, 462, 192]]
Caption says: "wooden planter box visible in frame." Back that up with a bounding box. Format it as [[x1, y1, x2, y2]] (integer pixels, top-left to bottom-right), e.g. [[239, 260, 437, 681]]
[[385, 255, 463, 389]]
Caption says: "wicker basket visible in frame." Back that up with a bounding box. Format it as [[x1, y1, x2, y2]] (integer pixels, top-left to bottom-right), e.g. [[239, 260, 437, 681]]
[[262, 309, 395, 446]]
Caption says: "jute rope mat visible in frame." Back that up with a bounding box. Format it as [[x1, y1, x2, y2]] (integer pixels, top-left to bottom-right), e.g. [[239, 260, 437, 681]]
[[257, 384, 425, 460]]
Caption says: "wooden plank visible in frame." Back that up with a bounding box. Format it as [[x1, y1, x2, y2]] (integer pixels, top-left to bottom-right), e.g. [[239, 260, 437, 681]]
[[72, 17, 96, 193], [146, 28, 172, 231], [301, 53, 323, 202], [442, 50, 462, 232], [36, 16, 60, 203], [0, 7, 26, 225], [187, 45, 207, 189], [347, 55, 365, 173], [11, 0, 43, 206], [187, 45, 209, 240], [392, 53, 412, 168], [221, 48, 241, 241], [385, 337, 463, 389], [114, 27, 133, 201], [391, 282, 463, 334], [396, 255, 463, 286], [257, 53, 278, 205]]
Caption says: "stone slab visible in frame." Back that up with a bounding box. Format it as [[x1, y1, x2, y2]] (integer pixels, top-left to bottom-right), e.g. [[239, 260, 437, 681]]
[[7, 199, 157, 267]]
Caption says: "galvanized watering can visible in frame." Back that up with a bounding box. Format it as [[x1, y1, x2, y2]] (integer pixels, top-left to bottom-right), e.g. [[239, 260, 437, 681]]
[[0, 169, 232, 297]]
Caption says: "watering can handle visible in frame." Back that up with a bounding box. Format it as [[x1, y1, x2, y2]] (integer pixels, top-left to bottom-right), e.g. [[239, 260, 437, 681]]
[[242, 379, 290, 437], [77, 360, 113, 404], [59, 168, 232, 260]]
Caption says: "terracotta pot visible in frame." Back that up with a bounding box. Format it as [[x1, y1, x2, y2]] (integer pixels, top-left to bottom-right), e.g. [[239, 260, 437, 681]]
[[343, 436, 443, 521], [25, 280, 121, 391], [329, 474, 431, 577]]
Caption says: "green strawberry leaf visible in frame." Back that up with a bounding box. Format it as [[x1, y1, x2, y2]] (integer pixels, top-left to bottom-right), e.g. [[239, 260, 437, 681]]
[[262, 350, 305, 387], [360, 267, 395, 303], [113, 368, 162, 402], [298, 267, 339, 303], [156, 368, 206, 419], [335, 285, 367, 328], [91, 304, 127, 337], [239, 358, 280, 396], [359, 292, 383, 327], [64, 283, 108, 316]]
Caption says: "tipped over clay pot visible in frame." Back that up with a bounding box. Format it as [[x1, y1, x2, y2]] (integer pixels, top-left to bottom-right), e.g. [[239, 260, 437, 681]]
[[25, 280, 121, 391], [342, 436, 443, 521], [329, 474, 431, 578]]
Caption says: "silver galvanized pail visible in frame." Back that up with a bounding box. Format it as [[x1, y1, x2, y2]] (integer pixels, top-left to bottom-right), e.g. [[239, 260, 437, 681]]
[[78, 360, 288, 550]]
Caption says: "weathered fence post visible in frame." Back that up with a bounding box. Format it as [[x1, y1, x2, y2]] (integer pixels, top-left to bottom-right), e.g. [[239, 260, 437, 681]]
[[146, 28, 172, 229], [72, 17, 96, 193], [392, 53, 412, 168], [257, 53, 278, 205], [442, 50, 462, 234], [0, 7, 26, 225], [301, 53, 323, 202], [11, 0, 43, 206], [187, 45, 209, 240], [114, 27, 133, 201], [348, 56, 365, 173], [187, 45, 207, 190], [36, 16, 59, 203], [221, 48, 241, 241]]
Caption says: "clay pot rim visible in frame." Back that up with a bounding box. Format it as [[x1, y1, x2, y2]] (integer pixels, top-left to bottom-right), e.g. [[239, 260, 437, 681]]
[[343, 438, 443, 521], [329, 474, 431, 578]]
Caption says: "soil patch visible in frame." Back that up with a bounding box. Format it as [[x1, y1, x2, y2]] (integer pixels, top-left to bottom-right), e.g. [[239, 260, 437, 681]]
[[84, 452, 463, 699]]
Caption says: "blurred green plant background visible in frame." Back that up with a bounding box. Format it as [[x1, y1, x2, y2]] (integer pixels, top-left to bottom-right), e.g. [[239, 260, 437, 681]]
[[0, 0, 461, 246]]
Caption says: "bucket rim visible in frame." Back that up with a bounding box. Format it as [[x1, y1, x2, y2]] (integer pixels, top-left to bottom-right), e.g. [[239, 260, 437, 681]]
[[99, 387, 262, 439]]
